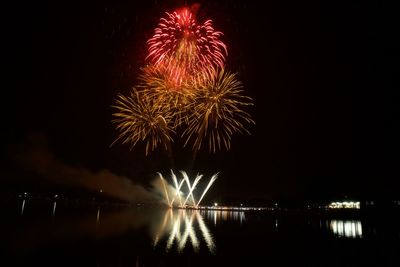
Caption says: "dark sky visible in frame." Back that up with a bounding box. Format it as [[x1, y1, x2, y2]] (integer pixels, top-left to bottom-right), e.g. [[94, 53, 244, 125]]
[[4, 0, 399, 202]]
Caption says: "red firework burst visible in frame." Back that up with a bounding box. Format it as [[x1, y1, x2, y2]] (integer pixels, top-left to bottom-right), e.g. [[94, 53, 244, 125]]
[[147, 7, 227, 78]]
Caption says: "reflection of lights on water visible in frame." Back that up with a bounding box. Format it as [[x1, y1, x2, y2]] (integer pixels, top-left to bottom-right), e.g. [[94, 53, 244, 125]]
[[196, 212, 216, 251], [240, 212, 245, 224], [166, 212, 182, 250], [330, 220, 362, 238], [20, 199, 26, 215], [52, 201, 57, 217], [19, 192, 28, 215], [154, 209, 172, 247], [96, 207, 100, 223], [203, 210, 246, 226], [178, 213, 199, 252], [154, 210, 216, 253]]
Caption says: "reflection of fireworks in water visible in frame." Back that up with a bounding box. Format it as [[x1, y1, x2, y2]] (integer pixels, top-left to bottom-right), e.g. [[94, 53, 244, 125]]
[[158, 170, 217, 208], [183, 69, 255, 153], [153, 209, 216, 253], [147, 7, 227, 84], [330, 220, 363, 238], [111, 90, 175, 155]]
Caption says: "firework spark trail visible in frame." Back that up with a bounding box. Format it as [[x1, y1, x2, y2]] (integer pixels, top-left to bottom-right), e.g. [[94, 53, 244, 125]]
[[147, 7, 227, 82], [177, 179, 185, 206], [158, 172, 171, 207], [191, 174, 204, 205], [170, 170, 185, 207], [182, 69, 255, 153], [196, 173, 219, 207], [182, 172, 195, 206], [111, 90, 175, 156], [138, 67, 196, 127], [182, 171, 202, 206], [157, 171, 218, 207]]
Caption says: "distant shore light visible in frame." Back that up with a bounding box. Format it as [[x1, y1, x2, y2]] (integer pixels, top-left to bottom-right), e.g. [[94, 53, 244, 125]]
[[328, 201, 360, 209]]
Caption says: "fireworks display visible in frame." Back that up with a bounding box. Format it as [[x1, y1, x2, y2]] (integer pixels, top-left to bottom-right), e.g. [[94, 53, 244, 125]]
[[111, 90, 175, 156], [183, 69, 255, 153], [112, 5, 254, 156], [146, 8, 227, 84], [157, 170, 219, 208]]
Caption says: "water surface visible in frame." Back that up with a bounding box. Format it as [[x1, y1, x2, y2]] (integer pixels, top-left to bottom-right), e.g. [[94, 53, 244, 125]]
[[3, 200, 400, 266]]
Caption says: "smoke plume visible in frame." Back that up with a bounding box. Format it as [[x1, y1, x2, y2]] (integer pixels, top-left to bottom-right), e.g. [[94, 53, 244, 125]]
[[13, 133, 156, 203]]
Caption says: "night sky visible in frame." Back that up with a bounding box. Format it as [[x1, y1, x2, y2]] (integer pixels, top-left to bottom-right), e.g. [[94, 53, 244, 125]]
[[4, 1, 399, 203]]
